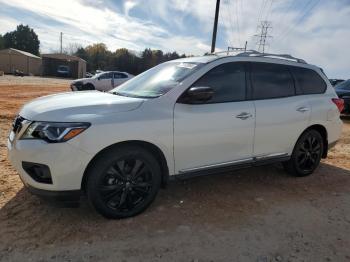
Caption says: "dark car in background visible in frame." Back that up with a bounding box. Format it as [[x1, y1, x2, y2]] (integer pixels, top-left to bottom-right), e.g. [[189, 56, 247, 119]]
[[57, 65, 70, 77], [330, 79, 345, 86], [335, 79, 350, 114]]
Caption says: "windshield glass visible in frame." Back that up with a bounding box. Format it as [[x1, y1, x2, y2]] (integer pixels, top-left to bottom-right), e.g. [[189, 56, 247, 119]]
[[335, 79, 350, 90], [110, 62, 203, 98]]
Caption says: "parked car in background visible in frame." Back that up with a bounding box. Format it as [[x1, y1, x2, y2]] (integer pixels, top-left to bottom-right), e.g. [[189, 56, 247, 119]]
[[7, 51, 343, 219], [335, 79, 350, 114], [71, 71, 134, 91], [57, 65, 70, 77], [85, 72, 94, 78], [329, 79, 345, 86]]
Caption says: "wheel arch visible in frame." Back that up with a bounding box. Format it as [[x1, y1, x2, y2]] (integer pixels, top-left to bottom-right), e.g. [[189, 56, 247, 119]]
[[83, 82, 95, 90], [81, 140, 170, 192]]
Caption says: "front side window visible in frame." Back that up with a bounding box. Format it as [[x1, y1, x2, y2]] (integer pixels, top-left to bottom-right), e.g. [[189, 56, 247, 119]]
[[291, 67, 327, 94], [99, 72, 113, 80], [251, 62, 295, 99], [191, 62, 246, 103], [110, 62, 203, 98]]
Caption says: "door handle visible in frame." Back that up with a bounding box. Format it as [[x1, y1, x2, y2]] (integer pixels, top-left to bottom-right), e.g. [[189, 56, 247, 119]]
[[296, 106, 310, 113], [236, 112, 252, 120]]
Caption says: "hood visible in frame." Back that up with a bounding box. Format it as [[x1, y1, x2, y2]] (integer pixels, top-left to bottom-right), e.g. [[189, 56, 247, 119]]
[[19, 91, 144, 122], [72, 77, 92, 83]]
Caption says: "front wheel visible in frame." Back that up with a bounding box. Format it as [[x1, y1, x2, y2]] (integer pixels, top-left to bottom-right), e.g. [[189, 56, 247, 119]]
[[86, 146, 161, 219], [283, 129, 324, 177]]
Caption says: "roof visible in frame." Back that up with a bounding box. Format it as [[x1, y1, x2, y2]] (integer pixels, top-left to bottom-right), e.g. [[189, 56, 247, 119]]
[[0, 48, 41, 59], [41, 53, 86, 63]]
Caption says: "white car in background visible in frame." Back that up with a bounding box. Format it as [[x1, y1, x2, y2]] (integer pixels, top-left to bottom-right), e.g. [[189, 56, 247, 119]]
[[71, 71, 134, 92]]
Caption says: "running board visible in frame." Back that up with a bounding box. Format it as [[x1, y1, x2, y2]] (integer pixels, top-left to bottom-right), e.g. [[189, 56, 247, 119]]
[[173, 154, 290, 180]]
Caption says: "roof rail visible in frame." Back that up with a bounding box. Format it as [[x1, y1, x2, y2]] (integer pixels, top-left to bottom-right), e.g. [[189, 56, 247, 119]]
[[209, 49, 307, 64]]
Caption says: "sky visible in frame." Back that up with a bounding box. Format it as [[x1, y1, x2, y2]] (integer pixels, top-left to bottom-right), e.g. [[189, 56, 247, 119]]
[[0, 0, 349, 78]]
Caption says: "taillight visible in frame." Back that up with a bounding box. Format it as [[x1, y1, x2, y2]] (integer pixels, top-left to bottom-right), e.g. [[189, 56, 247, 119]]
[[332, 98, 344, 113]]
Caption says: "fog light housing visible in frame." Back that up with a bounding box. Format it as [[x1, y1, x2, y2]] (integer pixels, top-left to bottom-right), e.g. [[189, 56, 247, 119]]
[[22, 162, 52, 184]]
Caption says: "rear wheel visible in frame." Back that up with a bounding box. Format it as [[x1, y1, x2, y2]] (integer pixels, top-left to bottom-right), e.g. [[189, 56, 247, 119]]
[[283, 129, 324, 177], [86, 146, 161, 219]]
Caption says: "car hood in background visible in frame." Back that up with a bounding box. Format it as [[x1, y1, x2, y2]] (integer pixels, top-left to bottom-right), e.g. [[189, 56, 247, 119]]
[[19, 91, 144, 122]]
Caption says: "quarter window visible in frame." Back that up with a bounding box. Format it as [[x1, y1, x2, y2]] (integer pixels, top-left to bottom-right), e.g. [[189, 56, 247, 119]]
[[192, 62, 246, 103], [291, 67, 327, 94], [251, 63, 295, 99]]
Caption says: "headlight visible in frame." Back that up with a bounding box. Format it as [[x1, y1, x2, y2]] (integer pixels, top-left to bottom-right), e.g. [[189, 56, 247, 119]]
[[21, 122, 90, 143]]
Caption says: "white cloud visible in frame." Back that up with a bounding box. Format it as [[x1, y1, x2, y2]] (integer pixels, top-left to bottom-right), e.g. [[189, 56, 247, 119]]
[[124, 1, 138, 16], [0, 0, 349, 77]]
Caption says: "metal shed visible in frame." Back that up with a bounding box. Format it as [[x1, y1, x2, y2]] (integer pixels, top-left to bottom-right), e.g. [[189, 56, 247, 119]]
[[0, 48, 42, 75], [41, 53, 86, 79]]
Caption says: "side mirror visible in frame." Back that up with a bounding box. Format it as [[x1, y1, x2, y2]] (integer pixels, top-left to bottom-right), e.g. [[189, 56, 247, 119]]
[[97, 77, 101, 80], [179, 86, 214, 104]]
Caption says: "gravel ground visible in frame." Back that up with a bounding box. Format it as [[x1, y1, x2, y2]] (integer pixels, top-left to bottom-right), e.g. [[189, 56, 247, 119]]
[[0, 81, 350, 262]]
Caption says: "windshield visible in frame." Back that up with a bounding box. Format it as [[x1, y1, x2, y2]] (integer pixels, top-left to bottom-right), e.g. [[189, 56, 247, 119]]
[[58, 66, 68, 71], [335, 79, 350, 90], [110, 62, 203, 98]]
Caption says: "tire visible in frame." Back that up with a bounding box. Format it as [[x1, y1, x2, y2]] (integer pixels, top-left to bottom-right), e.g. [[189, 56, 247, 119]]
[[86, 145, 161, 219], [83, 83, 95, 90], [283, 129, 324, 177]]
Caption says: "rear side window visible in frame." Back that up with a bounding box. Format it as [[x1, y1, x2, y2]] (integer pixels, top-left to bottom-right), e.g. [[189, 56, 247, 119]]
[[251, 63, 295, 99], [193, 62, 246, 103], [291, 67, 327, 94]]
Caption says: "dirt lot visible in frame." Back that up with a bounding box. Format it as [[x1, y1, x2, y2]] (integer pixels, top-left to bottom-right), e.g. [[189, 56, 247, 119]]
[[0, 76, 350, 262]]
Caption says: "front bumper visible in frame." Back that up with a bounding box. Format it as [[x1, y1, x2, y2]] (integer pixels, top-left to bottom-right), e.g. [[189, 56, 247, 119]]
[[26, 184, 81, 202], [7, 130, 93, 192], [70, 82, 83, 91]]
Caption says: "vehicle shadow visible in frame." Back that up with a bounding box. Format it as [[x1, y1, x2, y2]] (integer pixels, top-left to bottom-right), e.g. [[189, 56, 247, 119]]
[[0, 162, 350, 252]]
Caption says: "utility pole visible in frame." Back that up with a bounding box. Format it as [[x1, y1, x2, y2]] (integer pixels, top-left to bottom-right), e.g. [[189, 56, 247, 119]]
[[255, 21, 272, 53], [211, 0, 220, 53], [60, 32, 63, 54]]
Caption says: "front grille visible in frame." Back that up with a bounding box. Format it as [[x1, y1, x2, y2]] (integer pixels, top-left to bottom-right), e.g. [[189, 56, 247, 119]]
[[12, 115, 25, 133]]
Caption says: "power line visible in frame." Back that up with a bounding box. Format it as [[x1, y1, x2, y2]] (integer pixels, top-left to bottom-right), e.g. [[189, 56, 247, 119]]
[[276, 0, 320, 43], [255, 20, 272, 53], [60, 32, 63, 54]]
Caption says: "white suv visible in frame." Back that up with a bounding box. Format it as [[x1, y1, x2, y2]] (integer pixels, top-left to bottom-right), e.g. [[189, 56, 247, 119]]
[[7, 52, 343, 219], [70, 71, 134, 92]]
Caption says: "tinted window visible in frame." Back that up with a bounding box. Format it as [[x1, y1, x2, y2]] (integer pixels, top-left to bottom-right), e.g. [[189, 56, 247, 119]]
[[291, 67, 327, 94], [251, 63, 295, 99], [192, 62, 246, 103], [100, 72, 113, 79], [114, 72, 128, 79]]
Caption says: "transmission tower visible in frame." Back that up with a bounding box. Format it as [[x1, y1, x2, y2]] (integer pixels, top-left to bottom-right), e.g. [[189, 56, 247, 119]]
[[254, 21, 272, 53]]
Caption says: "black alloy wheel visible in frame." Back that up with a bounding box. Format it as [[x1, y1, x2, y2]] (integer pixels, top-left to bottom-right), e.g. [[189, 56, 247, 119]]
[[295, 133, 322, 173], [99, 158, 153, 212], [86, 146, 161, 219], [283, 129, 324, 177]]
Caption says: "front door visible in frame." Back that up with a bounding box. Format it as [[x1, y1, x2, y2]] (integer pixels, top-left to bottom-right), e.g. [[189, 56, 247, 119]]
[[96, 72, 113, 91], [174, 62, 255, 173]]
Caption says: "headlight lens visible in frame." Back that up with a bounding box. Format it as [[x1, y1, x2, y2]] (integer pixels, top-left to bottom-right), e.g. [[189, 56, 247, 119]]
[[21, 122, 90, 143]]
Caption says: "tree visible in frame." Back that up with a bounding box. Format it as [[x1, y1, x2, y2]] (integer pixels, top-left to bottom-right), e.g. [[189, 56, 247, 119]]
[[0, 35, 4, 49], [3, 24, 40, 55], [85, 43, 111, 71]]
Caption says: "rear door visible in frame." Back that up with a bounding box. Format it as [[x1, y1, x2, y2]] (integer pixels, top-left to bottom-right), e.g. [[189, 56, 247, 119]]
[[250, 62, 311, 157], [174, 62, 255, 173]]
